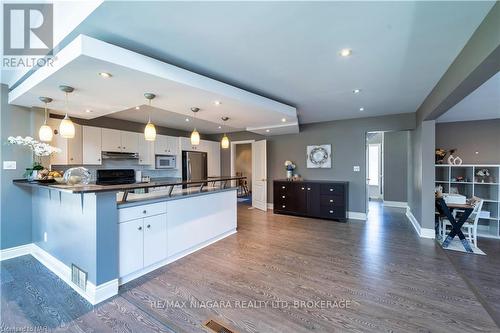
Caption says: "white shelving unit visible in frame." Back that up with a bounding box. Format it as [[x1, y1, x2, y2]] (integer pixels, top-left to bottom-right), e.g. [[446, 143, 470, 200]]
[[435, 164, 500, 239]]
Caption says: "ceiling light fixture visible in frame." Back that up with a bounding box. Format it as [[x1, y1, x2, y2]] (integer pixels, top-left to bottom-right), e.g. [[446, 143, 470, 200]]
[[98, 72, 112, 78], [214, 100, 222, 106], [38, 97, 53, 142], [220, 117, 230, 149], [266, 129, 270, 133], [58, 85, 76, 139], [85, 109, 92, 113], [190, 107, 200, 146], [359, 107, 365, 111], [353, 89, 361, 94], [281, 118, 286, 122], [135, 106, 140, 110], [144, 93, 157, 141], [339, 48, 352, 57], [185, 118, 190, 122]]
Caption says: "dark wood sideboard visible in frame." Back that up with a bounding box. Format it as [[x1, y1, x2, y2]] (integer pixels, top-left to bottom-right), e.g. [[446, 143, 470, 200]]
[[273, 180, 349, 222]]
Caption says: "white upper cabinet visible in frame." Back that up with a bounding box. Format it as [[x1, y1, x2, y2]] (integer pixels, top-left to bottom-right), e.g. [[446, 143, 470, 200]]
[[179, 137, 208, 152], [207, 141, 221, 177], [154, 135, 179, 155], [121, 131, 139, 153], [83, 126, 102, 165], [138, 137, 154, 165], [101, 128, 122, 152], [49, 119, 83, 166], [101, 128, 139, 153]]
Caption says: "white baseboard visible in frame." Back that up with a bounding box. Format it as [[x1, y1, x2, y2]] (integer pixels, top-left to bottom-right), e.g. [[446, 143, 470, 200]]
[[119, 228, 237, 285], [267, 203, 274, 210], [383, 201, 408, 208], [348, 211, 367, 220], [405, 208, 435, 239], [0, 244, 32, 261], [5, 244, 119, 305]]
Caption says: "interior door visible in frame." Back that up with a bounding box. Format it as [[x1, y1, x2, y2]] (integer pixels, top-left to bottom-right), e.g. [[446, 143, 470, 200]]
[[368, 143, 382, 199], [252, 140, 267, 211]]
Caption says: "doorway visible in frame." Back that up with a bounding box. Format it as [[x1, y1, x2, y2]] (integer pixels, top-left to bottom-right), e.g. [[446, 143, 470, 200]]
[[366, 132, 384, 210], [230, 140, 267, 211]]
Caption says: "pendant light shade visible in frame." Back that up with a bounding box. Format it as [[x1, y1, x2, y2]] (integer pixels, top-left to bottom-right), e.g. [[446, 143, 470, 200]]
[[144, 121, 156, 141], [144, 93, 157, 141], [191, 129, 200, 146], [60, 114, 75, 138], [221, 134, 230, 149], [190, 107, 200, 146], [220, 116, 230, 149], [38, 97, 53, 142], [58, 85, 75, 139]]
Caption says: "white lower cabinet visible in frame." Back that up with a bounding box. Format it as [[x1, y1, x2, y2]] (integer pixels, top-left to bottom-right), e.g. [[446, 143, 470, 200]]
[[143, 214, 168, 267], [118, 211, 167, 278]]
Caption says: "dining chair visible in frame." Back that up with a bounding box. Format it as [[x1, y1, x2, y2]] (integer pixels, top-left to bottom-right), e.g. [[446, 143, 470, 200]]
[[440, 197, 484, 247]]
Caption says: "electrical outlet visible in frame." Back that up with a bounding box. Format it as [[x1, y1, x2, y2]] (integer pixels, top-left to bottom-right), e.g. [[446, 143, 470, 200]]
[[3, 161, 16, 170], [353, 166, 360, 172]]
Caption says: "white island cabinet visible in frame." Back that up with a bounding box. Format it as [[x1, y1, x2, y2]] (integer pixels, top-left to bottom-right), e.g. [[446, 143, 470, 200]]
[[117, 189, 236, 284]]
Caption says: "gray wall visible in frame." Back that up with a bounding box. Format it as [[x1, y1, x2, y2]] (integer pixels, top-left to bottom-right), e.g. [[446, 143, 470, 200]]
[[407, 121, 435, 229], [1, 84, 34, 250], [210, 113, 416, 214], [384, 131, 409, 202], [436, 119, 500, 164]]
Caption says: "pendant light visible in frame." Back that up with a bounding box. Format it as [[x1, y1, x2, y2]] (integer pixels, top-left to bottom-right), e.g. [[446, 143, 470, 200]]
[[190, 107, 200, 146], [38, 97, 53, 142], [144, 93, 156, 141], [58, 85, 75, 139], [220, 116, 230, 149]]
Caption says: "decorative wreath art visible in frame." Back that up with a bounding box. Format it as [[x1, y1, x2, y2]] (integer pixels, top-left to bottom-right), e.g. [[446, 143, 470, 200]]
[[306, 144, 332, 168]]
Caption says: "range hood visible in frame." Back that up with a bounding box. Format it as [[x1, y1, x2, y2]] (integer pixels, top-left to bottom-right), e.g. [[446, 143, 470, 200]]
[[101, 151, 139, 160]]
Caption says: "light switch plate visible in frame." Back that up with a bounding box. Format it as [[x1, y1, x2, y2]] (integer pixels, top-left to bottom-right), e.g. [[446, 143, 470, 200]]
[[353, 166, 360, 172], [3, 161, 16, 170]]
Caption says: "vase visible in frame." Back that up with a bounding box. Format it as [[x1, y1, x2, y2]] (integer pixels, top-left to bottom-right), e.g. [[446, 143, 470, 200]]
[[286, 170, 293, 180], [27, 170, 38, 181]]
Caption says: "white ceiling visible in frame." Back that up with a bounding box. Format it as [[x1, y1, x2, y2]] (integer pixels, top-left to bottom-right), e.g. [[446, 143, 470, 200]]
[[437, 72, 500, 123], [5, 1, 495, 128], [8, 35, 299, 135]]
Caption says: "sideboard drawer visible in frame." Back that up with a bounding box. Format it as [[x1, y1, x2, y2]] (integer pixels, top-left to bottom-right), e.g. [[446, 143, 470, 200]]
[[319, 195, 344, 206], [320, 184, 345, 195], [320, 206, 345, 219], [119, 202, 167, 223]]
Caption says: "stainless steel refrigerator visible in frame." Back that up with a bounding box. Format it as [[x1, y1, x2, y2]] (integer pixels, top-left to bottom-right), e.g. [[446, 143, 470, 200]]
[[182, 151, 208, 188]]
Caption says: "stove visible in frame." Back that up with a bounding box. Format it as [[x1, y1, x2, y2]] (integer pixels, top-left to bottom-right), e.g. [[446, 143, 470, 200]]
[[96, 169, 136, 185]]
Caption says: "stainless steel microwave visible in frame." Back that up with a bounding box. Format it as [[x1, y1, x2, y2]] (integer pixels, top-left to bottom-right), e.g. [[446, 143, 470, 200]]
[[155, 155, 176, 169]]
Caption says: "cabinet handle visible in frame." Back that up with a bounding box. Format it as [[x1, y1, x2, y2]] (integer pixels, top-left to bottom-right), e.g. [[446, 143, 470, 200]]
[[282, 186, 285, 189], [282, 195, 285, 199], [123, 146, 126, 149], [329, 188, 333, 192], [118, 146, 121, 148], [301, 187, 305, 190], [138, 226, 142, 230], [143, 210, 147, 214], [70, 158, 74, 161], [307, 188, 311, 191], [146, 224, 151, 229], [282, 205, 286, 208], [329, 210, 334, 214], [330, 199, 333, 203], [97, 158, 101, 161]]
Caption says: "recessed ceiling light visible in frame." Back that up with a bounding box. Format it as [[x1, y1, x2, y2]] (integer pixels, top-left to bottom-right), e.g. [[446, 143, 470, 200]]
[[98, 72, 112, 78], [214, 100, 222, 106], [281, 118, 286, 122], [339, 48, 352, 57], [266, 129, 270, 133], [359, 107, 365, 111], [218, 126, 222, 129], [353, 89, 361, 94], [85, 109, 92, 113], [185, 118, 190, 122], [135, 106, 140, 110]]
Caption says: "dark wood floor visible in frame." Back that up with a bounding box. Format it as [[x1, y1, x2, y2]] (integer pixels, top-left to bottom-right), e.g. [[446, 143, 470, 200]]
[[1, 203, 499, 332]]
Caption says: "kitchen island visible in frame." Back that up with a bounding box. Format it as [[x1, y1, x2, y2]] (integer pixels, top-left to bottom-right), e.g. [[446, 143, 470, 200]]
[[14, 177, 243, 304]]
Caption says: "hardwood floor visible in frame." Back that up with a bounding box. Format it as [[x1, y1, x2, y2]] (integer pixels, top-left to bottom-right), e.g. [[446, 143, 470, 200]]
[[1, 203, 499, 332]]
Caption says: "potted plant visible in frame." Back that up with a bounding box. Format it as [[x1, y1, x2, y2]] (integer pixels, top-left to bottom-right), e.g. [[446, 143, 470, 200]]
[[284, 160, 296, 180], [7, 136, 61, 180]]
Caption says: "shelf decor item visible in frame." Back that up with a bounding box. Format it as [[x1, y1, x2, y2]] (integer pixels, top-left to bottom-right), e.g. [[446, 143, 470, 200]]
[[447, 149, 462, 165], [63, 167, 91, 185], [306, 144, 332, 168], [476, 168, 491, 183], [7, 136, 61, 180], [435, 148, 447, 164], [284, 160, 296, 180]]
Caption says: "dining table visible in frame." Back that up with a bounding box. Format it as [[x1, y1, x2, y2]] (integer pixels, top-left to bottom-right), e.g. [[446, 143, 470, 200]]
[[435, 197, 474, 253]]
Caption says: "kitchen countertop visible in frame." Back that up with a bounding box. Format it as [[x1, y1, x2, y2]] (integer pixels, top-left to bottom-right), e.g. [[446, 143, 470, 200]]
[[13, 176, 245, 194]]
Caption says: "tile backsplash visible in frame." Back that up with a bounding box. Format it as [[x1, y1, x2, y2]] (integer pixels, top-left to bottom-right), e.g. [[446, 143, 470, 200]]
[[53, 159, 180, 181]]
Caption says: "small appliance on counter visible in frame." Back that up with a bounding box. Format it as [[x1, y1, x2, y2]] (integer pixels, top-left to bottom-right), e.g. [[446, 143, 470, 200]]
[[155, 155, 176, 169], [96, 169, 136, 185]]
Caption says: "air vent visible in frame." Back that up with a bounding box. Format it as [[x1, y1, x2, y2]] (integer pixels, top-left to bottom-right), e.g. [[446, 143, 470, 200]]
[[203, 319, 235, 333], [71, 264, 87, 291]]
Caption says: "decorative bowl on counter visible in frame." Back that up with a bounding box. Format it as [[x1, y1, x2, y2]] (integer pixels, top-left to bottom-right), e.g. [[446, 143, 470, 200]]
[[63, 167, 91, 185]]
